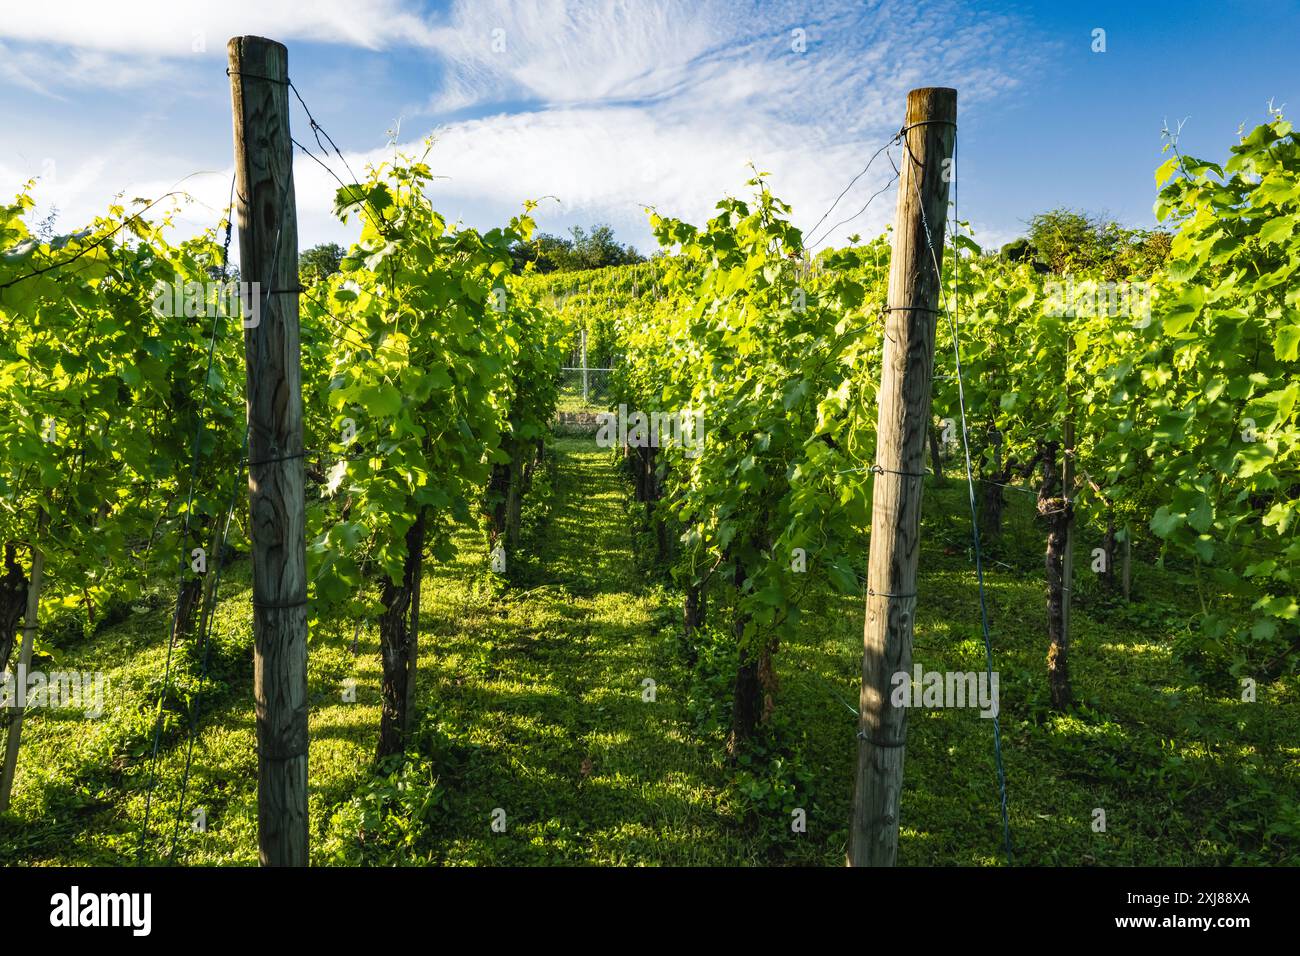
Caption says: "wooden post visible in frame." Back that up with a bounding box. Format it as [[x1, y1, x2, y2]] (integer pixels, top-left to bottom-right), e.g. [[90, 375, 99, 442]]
[[1061, 419, 1075, 670], [1121, 524, 1132, 601], [402, 511, 425, 739], [581, 326, 589, 403], [1102, 510, 1117, 590], [0, 545, 27, 674], [0, 529, 44, 813], [506, 445, 523, 548], [1041, 437, 1074, 710], [378, 515, 425, 758], [228, 35, 309, 866], [928, 422, 945, 486], [848, 87, 956, 867]]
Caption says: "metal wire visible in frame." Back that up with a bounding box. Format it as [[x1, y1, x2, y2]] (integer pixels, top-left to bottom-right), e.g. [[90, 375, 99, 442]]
[[911, 133, 1015, 865]]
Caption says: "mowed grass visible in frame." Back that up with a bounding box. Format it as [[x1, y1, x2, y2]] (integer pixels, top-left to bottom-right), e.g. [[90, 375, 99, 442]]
[[1, 437, 1295, 865], [777, 473, 1300, 865]]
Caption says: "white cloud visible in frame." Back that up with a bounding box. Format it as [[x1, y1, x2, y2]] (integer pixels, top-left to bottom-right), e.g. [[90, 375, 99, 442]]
[[423, 0, 723, 111], [0, 0, 438, 57], [408, 0, 1037, 248], [413, 106, 882, 250], [0, 40, 193, 95], [1, 0, 1041, 255], [0, 0, 439, 92]]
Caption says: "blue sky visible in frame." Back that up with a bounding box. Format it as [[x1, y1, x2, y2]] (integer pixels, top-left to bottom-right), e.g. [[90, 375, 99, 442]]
[[2, 0, 1297, 258]]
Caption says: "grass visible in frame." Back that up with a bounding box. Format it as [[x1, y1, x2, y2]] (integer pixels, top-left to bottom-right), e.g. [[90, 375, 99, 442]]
[[1, 437, 1295, 866], [769, 473, 1300, 865]]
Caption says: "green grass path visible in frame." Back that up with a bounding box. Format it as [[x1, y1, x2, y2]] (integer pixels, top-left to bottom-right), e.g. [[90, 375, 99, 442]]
[[408, 437, 748, 865], [3, 436, 1295, 866]]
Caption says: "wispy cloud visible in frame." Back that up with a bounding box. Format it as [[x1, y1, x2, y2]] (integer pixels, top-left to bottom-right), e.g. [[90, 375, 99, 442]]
[[423, 0, 724, 111], [0, 40, 187, 97], [414, 0, 1038, 247], [1, 0, 1041, 252], [0, 0, 439, 57]]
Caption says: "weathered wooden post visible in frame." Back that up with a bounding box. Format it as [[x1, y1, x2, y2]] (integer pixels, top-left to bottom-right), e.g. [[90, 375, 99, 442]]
[[0, 525, 44, 813], [228, 35, 309, 866], [581, 326, 589, 403], [403, 534, 423, 740], [848, 87, 956, 867], [1121, 524, 1133, 601], [1059, 419, 1076, 699]]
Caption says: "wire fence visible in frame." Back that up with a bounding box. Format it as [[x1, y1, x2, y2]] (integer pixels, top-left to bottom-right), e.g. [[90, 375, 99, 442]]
[[557, 366, 615, 415]]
